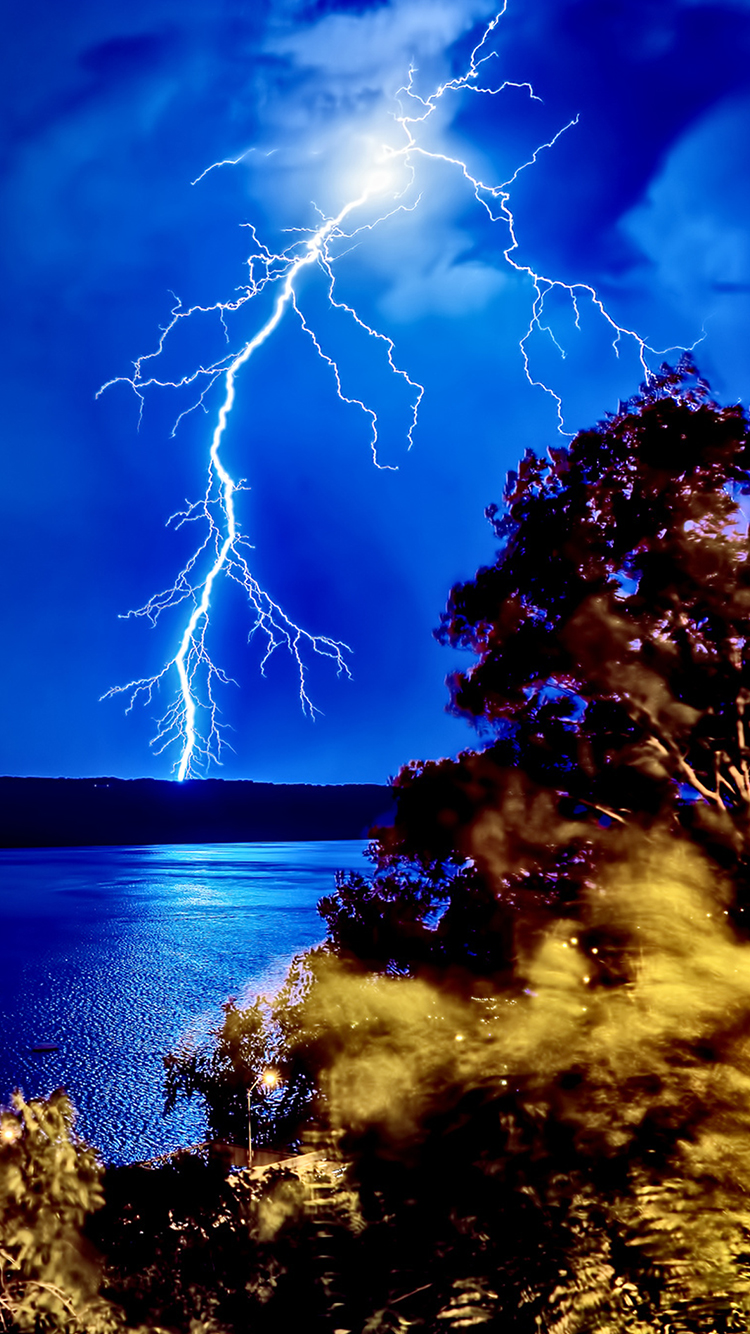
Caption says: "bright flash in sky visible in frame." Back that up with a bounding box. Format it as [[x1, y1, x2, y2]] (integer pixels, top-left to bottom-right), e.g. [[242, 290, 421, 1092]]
[[99, 2, 695, 781]]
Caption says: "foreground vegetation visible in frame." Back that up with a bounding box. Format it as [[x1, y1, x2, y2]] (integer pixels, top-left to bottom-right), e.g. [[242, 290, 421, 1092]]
[[6, 359, 750, 1331]]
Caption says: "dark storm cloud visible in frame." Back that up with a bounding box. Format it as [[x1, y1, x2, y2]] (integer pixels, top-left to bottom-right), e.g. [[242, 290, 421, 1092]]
[[300, 0, 391, 16], [79, 30, 182, 80], [486, 0, 750, 274]]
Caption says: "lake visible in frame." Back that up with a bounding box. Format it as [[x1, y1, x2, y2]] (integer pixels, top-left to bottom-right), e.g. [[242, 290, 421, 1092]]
[[0, 841, 368, 1165]]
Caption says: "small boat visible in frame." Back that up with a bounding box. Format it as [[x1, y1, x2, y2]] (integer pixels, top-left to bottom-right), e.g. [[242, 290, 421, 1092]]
[[29, 1043, 59, 1054]]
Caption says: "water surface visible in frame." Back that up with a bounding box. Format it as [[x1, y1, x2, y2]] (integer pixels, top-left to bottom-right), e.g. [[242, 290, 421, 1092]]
[[0, 841, 367, 1164]]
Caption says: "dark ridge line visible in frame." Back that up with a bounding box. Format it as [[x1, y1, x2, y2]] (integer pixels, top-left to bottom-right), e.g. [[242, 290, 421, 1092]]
[[0, 776, 395, 849]]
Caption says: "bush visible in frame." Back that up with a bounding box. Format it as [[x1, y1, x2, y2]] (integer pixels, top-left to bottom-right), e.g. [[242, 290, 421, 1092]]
[[0, 1090, 119, 1333]]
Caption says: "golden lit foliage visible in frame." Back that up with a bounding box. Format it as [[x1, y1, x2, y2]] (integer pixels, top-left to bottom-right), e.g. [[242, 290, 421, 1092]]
[[286, 836, 750, 1328], [0, 1090, 122, 1333]]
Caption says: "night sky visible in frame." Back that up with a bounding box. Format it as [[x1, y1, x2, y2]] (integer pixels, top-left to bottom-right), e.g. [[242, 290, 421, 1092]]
[[3, 0, 750, 784]]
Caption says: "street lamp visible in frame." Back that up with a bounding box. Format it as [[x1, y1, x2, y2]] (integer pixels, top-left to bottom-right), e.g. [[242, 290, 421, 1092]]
[[0, 1118, 20, 1145], [246, 1068, 280, 1167]]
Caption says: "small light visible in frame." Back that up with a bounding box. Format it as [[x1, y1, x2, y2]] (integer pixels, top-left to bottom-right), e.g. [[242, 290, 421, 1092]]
[[591, 947, 598, 955], [455, 1034, 464, 1042], [261, 1069, 279, 1089], [583, 976, 590, 984], [570, 937, 578, 945]]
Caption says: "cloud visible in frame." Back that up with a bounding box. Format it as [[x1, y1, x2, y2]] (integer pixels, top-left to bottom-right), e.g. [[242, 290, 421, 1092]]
[[621, 90, 750, 397], [266, 0, 494, 92], [380, 253, 507, 321]]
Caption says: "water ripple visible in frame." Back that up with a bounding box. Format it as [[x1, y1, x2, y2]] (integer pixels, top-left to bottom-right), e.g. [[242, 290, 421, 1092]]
[[0, 841, 367, 1164]]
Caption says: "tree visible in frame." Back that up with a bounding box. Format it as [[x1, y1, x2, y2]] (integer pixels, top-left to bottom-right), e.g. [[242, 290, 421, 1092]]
[[164, 960, 319, 1147], [443, 355, 750, 819], [298, 359, 750, 1329], [321, 357, 750, 974], [318, 857, 514, 977]]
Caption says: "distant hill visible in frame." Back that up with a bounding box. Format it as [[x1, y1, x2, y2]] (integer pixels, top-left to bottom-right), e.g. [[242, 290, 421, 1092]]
[[0, 777, 395, 848]]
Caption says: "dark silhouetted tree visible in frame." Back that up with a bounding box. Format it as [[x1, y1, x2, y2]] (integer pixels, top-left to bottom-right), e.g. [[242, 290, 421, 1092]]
[[321, 357, 750, 973], [164, 962, 319, 1147]]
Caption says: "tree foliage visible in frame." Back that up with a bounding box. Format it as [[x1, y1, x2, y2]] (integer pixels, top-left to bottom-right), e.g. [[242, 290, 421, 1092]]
[[443, 356, 750, 824], [323, 358, 750, 969], [164, 959, 319, 1146], [0, 1090, 118, 1333], [269, 837, 750, 1332], [318, 859, 513, 976]]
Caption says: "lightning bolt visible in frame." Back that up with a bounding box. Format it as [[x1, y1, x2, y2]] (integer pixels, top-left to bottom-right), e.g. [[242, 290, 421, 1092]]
[[101, 1, 697, 780], [100, 184, 424, 780]]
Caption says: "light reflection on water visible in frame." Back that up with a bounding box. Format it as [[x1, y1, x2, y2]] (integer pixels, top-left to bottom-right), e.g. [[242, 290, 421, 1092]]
[[0, 841, 367, 1165]]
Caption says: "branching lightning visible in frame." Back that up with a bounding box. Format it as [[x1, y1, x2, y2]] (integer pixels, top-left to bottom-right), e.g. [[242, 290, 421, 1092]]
[[101, 0, 695, 780], [100, 186, 424, 780]]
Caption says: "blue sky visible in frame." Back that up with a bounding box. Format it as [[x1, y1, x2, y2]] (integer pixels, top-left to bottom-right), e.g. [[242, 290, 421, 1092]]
[[2, 0, 750, 783]]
